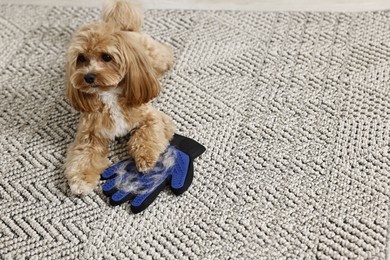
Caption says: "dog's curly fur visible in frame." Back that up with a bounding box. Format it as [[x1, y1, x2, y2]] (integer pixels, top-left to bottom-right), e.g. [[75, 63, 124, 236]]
[[64, 0, 175, 195]]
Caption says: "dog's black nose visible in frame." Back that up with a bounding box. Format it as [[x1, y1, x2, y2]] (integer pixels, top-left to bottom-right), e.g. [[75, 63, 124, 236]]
[[84, 73, 96, 84]]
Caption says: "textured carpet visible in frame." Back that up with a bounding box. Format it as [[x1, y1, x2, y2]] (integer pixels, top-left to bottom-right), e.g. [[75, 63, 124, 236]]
[[1, 4, 390, 259]]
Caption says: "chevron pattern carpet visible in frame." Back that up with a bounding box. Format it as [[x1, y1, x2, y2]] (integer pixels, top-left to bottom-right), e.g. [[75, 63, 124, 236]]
[[1, 4, 390, 259]]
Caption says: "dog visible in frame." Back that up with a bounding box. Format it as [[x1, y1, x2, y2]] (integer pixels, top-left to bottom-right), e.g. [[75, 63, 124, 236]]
[[64, 0, 175, 195]]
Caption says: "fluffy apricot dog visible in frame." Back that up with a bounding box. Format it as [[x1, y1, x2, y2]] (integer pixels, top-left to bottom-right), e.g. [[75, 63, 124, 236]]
[[64, 0, 175, 195]]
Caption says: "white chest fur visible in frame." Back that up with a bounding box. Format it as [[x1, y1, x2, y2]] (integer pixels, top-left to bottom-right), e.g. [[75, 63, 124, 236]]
[[99, 92, 130, 138]]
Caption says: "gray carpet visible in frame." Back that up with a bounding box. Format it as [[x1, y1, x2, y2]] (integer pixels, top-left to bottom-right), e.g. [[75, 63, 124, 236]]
[[1, 4, 390, 259]]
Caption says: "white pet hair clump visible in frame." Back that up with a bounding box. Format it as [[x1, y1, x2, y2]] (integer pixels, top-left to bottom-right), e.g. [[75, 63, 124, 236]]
[[114, 160, 144, 193], [115, 147, 177, 194]]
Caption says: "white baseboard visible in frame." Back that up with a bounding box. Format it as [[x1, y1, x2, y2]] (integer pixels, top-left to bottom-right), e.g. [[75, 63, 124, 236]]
[[2, 0, 390, 11]]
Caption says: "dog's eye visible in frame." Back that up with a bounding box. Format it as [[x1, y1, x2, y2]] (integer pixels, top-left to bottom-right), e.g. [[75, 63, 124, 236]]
[[101, 54, 112, 62], [77, 54, 86, 63]]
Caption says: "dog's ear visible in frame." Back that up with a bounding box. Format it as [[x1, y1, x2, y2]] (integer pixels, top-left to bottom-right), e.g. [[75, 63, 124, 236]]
[[65, 63, 100, 113], [118, 32, 160, 107]]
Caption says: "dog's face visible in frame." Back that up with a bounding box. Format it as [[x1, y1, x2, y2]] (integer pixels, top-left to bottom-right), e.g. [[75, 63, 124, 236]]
[[66, 23, 159, 112], [67, 23, 126, 93]]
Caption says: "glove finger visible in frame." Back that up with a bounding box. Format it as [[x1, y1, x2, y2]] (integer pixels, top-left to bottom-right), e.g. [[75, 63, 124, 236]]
[[102, 177, 118, 196], [131, 180, 168, 214], [110, 168, 167, 209], [110, 189, 137, 206], [171, 161, 193, 196], [170, 150, 190, 191], [103, 164, 139, 193], [101, 160, 129, 180]]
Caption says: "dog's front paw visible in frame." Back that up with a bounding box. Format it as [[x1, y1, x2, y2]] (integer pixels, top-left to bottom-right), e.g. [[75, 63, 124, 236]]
[[67, 173, 100, 196], [135, 155, 159, 173], [129, 146, 160, 173], [69, 180, 96, 195]]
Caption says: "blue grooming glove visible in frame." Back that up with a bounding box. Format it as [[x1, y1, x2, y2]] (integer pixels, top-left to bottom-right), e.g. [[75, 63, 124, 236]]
[[101, 134, 206, 214]]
